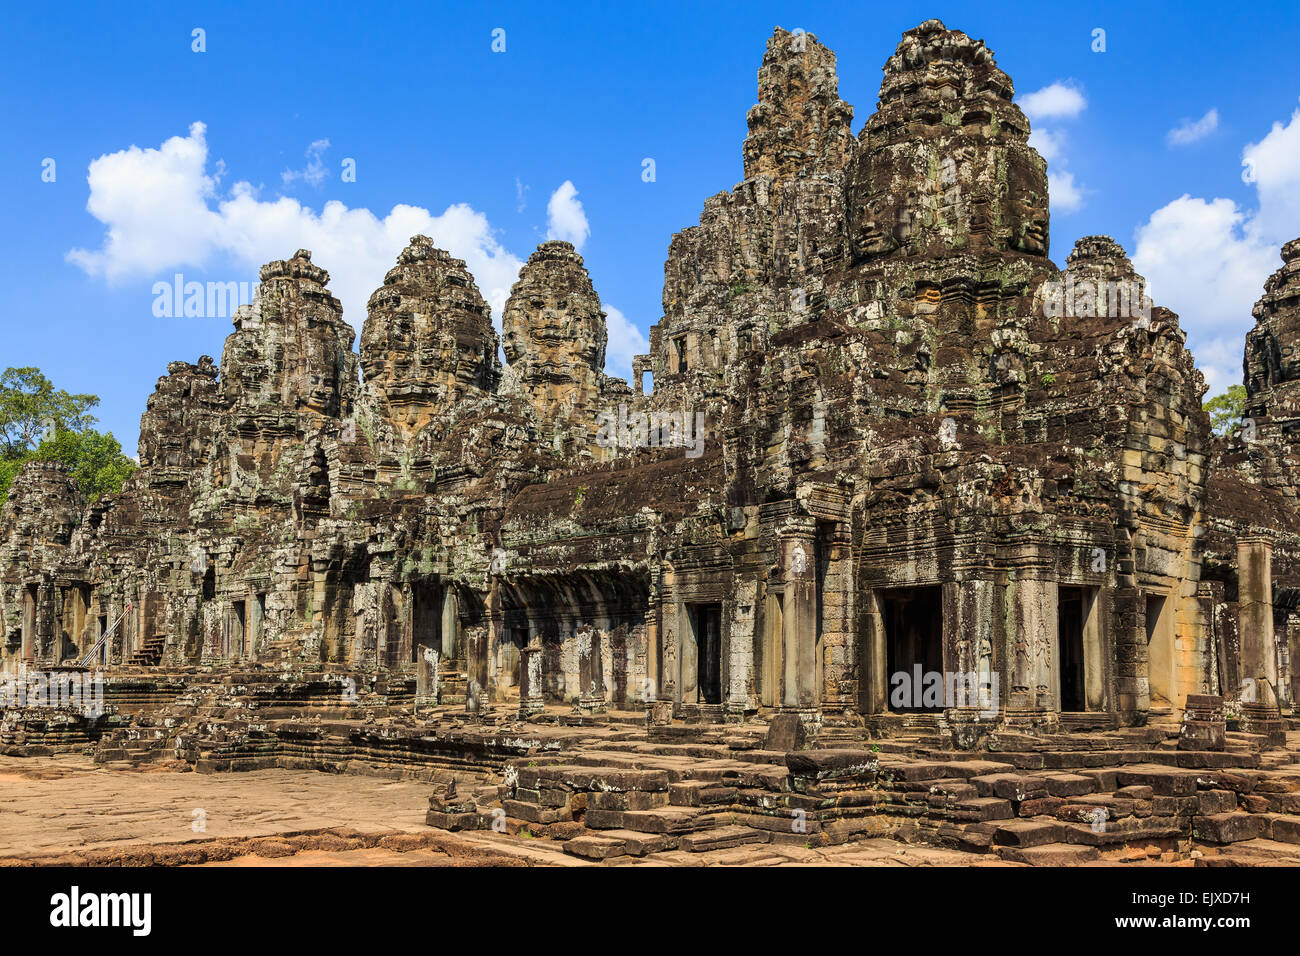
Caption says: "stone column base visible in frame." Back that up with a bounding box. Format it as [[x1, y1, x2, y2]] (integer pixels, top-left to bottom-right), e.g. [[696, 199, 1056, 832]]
[[1240, 702, 1286, 748]]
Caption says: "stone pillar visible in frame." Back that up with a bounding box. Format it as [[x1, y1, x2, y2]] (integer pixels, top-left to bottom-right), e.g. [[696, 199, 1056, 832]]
[[518, 644, 544, 717], [1006, 574, 1057, 723], [1238, 536, 1283, 742], [416, 646, 440, 704], [21, 587, 35, 662], [727, 579, 757, 716], [1082, 588, 1106, 711], [646, 572, 663, 704], [440, 588, 459, 662], [781, 530, 817, 710], [944, 580, 998, 717], [485, 579, 504, 702], [659, 569, 678, 706], [312, 569, 329, 662], [398, 582, 414, 666], [859, 589, 888, 715], [676, 599, 696, 704], [249, 592, 264, 660], [577, 623, 606, 712], [465, 623, 488, 715]]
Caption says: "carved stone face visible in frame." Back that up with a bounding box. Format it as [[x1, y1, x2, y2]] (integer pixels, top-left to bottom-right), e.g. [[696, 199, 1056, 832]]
[[1007, 193, 1049, 256], [849, 188, 902, 261], [1002, 154, 1050, 256], [501, 243, 607, 387], [849, 23, 1053, 263], [359, 238, 501, 423]]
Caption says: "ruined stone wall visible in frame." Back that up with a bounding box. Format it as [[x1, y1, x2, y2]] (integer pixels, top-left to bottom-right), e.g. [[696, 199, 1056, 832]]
[[2, 19, 1296, 734]]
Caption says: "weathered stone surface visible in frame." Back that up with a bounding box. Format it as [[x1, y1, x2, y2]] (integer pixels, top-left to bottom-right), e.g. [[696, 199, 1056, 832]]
[[360, 235, 501, 441], [1, 20, 1297, 792]]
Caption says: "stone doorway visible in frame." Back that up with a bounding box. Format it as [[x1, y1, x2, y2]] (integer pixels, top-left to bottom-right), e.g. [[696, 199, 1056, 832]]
[[882, 586, 943, 712], [690, 603, 722, 705], [1059, 587, 1087, 711], [411, 579, 442, 664], [1146, 593, 1173, 711]]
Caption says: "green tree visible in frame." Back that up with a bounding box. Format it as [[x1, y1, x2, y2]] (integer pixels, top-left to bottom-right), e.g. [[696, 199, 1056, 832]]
[[0, 367, 135, 501], [33, 428, 137, 502], [0, 367, 99, 456], [1204, 384, 1247, 436]]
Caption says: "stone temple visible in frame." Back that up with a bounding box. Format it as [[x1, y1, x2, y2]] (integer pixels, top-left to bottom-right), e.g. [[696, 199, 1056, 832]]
[[5, 22, 1300, 866]]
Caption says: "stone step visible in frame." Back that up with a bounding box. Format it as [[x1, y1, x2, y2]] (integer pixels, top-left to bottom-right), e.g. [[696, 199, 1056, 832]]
[[563, 834, 627, 860], [588, 806, 713, 834], [669, 781, 739, 806], [597, 829, 679, 856], [1192, 812, 1268, 844], [1265, 813, 1300, 845], [950, 797, 1014, 822], [996, 842, 1101, 865], [993, 819, 1064, 847], [1060, 816, 1185, 846], [1198, 838, 1300, 866], [679, 825, 770, 853]]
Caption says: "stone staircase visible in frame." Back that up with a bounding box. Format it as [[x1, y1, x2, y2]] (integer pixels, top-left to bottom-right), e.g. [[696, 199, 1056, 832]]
[[424, 723, 1300, 865], [437, 665, 468, 706], [126, 635, 166, 667]]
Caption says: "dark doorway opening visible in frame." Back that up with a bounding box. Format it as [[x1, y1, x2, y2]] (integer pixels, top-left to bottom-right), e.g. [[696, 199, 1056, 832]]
[[232, 600, 247, 658], [502, 608, 529, 690], [411, 579, 442, 664], [1145, 593, 1171, 709], [1059, 587, 1087, 711], [692, 603, 722, 705], [883, 585, 943, 712]]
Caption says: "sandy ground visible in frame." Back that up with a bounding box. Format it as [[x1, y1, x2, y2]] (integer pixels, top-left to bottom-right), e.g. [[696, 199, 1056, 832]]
[[0, 754, 998, 866]]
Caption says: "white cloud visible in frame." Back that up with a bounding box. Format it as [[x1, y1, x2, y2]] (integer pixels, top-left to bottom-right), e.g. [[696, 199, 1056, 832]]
[[67, 123, 525, 330], [1028, 127, 1064, 164], [281, 138, 331, 187], [1134, 107, 1300, 395], [545, 180, 590, 249], [1022, 82, 1089, 215], [601, 304, 648, 382], [1049, 170, 1084, 213], [1019, 81, 1087, 122], [67, 122, 224, 279], [1167, 109, 1218, 147], [1134, 195, 1276, 327], [1242, 106, 1300, 239], [515, 176, 528, 213]]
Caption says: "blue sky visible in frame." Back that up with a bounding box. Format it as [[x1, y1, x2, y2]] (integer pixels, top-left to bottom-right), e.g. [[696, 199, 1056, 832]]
[[4, 0, 1300, 454]]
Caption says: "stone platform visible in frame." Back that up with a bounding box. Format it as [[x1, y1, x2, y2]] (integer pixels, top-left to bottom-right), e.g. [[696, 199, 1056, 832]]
[[6, 677, 1299, 866]]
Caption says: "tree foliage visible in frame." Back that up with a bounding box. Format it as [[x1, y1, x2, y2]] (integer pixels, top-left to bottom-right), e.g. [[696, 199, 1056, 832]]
[[0, 367, 99, 456], [1204, 384, 1247, 436], [0, 367, 135, 502]]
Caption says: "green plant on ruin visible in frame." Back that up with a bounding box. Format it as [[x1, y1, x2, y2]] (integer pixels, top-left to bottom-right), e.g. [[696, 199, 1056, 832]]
[[1203, 384, 1246, 436], [1041, 372, 1056, 387], [0, 367, 135, 501]]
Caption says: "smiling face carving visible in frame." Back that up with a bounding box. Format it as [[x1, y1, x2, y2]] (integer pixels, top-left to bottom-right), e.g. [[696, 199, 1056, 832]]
[[847, 20, 1051, 263], [501, 241, 608, 423]]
